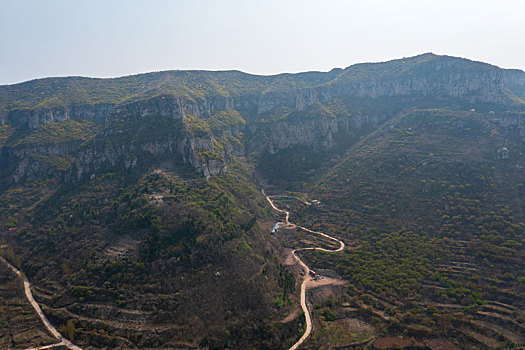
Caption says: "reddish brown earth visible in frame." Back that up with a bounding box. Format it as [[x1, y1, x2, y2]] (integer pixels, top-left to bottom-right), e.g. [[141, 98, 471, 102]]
[[372, 335, 423, 349], [424, 339, 461, 350]]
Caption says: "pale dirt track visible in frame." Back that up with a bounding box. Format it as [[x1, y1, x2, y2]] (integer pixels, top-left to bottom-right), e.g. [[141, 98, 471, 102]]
[[2, 190, 342, 350], [0, 255, 82, 350], [264, 191, 344, 350]]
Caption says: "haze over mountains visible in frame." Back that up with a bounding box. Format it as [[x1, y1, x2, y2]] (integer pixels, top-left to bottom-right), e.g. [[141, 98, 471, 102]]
[[1, 53, 525, 349]]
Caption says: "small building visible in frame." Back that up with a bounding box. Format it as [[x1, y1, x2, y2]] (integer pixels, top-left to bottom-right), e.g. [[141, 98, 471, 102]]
[[497, 147, 509, 160]]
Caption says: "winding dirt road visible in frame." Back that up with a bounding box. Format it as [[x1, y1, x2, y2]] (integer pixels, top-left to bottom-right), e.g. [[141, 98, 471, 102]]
[[0, 254, 82, 350], [263, 191, 344, 350]]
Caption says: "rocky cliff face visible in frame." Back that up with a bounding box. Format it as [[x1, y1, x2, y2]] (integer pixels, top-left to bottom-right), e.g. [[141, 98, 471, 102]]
[[257, 113, 385, 153], [6, 93, 240, 130], [2, 54, 524, 184], [504, 69, 525, 100], [1, 90, 390, 184], [7, 104, 113, 129], [320, 55, 508, 104], [495, 111, 525, 138], [3, 95, 242, 183]]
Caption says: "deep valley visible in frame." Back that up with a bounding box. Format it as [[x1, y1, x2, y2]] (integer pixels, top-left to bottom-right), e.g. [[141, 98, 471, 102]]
[[1, 53, 525, 349]]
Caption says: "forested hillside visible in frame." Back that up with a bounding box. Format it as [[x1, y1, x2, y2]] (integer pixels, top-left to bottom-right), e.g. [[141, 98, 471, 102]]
[[1, 54, 525, 349]]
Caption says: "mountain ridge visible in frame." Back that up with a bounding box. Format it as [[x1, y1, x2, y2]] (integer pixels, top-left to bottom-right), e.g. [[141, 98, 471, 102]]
[[1, 54, 524, 186], [3, 52, 521, 87], [1, 53, 523, 117], [2, 53, 525, 349]]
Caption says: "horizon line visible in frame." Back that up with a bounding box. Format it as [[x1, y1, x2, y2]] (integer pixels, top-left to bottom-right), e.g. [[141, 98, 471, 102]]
[[2, 52, 524, 87]]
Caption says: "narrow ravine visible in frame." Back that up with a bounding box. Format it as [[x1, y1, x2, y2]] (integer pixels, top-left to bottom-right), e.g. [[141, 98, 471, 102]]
[[0, 254, 82, 350], [263, 191, 345, 350]]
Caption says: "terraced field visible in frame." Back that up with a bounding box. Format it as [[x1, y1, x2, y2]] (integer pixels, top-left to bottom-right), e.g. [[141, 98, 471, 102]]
[[272, 109, 525, 348]]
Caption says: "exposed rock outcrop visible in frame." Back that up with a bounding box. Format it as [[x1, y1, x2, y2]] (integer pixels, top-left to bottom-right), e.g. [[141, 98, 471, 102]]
[[2, 53, 525, 184]]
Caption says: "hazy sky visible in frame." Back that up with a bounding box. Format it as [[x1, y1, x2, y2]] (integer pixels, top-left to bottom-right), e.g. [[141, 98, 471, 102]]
[[1, 0, 525, 85]]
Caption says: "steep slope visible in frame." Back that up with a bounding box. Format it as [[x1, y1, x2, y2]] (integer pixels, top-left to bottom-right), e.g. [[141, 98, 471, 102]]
[[1, 164, 302, 348], [1, 54, 525, 349], [504, 68, 525, 101], [294, 109, 525, 348], [2, 54, 522, 189]]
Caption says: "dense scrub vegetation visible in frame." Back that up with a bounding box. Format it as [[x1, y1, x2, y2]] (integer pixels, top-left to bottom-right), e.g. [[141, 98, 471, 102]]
[[11, 120, 99, 146], [0, 160, 301, 348], [1, 54, 525, 349], [286, 110, 525, 347]]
